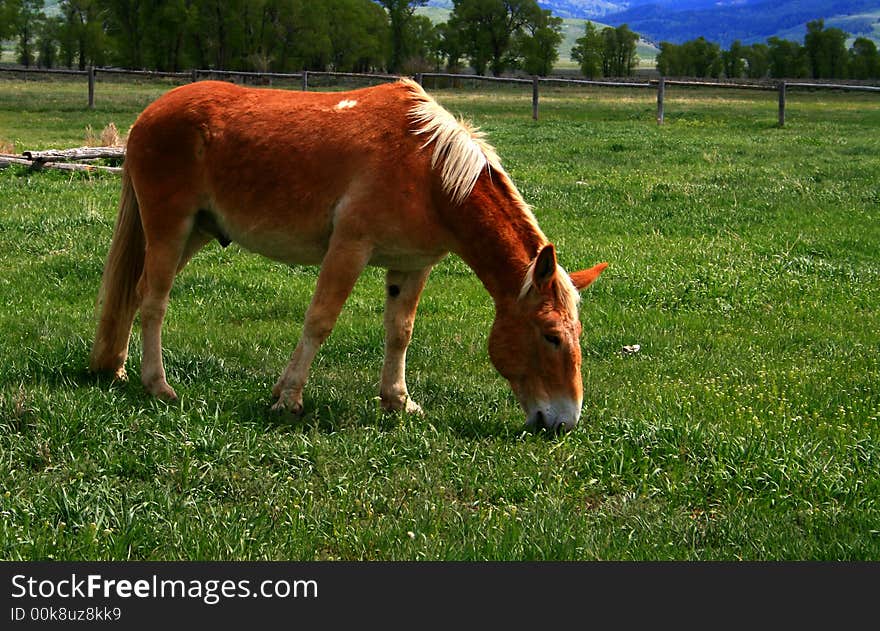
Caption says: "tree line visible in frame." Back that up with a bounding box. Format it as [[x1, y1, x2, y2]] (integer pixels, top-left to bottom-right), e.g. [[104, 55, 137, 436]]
[[569, 18, 879, 80], [2, 1, 879, 80], [0, 0, 564, 76], [654, 20, 880, 80]]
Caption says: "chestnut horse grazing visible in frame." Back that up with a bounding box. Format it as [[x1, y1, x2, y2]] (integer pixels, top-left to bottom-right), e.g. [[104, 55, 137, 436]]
[[90, 79, 606, 431]]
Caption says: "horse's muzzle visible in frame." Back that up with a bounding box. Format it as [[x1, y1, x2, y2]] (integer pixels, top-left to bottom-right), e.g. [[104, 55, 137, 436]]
[[525, 400, 581, 434]]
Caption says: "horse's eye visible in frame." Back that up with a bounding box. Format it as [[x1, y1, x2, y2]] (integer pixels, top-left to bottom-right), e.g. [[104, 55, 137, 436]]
[[544, 334, 561, 347]]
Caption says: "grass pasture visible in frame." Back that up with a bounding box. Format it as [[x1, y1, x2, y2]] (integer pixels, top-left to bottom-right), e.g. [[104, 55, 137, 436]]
[[1, 77, 879, 560]]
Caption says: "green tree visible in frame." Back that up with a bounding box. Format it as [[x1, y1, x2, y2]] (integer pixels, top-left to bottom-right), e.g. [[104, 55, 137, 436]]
[[601, 24, 638, 77], [450, 0, 542, 77], [743, 43, 769, 79], [277, 0, 333, 72], [240, 0, 285, 72], [849, 36, 880, 80], [11, 0, 46, 67], [100, 0, 145, 68], [656, 37, 719, 77], [102, 0, 189, 70], [571, 20, 603, 79], [767, 37, 808, 78], [59, 0, 107, 70], [205, 0, 387, 73], [683, 37, 721, 77], [186, 0, 265, 71], [804, 19, 849, 79], [36, 14, 62, 67], [722, 40, 745, 79], [656, 41, 681, 76], [379, 0, 426, 73], [328, 0, 388, 72], [1, 0, 17, 39], [437, 20, 465, 72], [514, 8, 561, 76], [402, 14, 440, 72], [144, 0, 190, 71], [445, 6, 487, 75]]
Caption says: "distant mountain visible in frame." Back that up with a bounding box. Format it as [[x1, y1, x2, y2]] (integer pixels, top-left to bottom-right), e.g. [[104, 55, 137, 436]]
[[426, 0, 880, 47], [586, 0, 880, 46], [426, 0, 730, 18], [535, 1, 623, 18]]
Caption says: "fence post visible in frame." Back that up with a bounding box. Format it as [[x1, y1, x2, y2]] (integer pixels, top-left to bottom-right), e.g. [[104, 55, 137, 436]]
[[657, 76, 665, 125], [415, 73, 423, 86], [532, 76, 539, 121], [778, 81, 786, 128], [88, 66, 96, 110], [302, 70, 308, 91], [190, 69, 198, 83]]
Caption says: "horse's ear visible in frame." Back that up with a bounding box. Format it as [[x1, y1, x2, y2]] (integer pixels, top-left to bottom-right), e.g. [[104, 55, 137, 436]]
[[570, 262, 608, 291], [533, 244, 557, 291]]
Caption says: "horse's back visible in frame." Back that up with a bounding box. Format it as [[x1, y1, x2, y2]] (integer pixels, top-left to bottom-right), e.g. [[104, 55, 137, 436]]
[[125, 80, 449, 268], [127, 80, 422, 176]]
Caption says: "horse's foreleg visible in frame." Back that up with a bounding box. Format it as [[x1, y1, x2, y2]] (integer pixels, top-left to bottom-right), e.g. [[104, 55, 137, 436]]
[[271, 240, 372, 415], [380, 267, 431, 414]]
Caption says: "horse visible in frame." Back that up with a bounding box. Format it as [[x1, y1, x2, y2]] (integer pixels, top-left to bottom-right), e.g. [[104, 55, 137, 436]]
[[89, 78, 607, 432]]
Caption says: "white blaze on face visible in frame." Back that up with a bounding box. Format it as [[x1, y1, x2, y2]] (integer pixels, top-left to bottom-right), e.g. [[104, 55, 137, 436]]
[[334, 99, 358, 111]]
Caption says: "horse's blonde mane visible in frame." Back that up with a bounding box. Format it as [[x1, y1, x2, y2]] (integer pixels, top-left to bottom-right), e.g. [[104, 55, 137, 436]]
[[404, 80, 566, 309], [405, 79, 510, 205]]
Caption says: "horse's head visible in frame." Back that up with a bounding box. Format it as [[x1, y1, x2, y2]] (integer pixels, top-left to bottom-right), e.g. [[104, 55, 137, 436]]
[[488, 244, 606, 433]]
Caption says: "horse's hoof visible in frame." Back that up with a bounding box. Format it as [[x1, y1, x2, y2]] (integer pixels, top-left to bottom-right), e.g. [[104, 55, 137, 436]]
[[144, 378, 177, 400], [271, 397, 303, 417], [88, 361, 128, 382], [381, 395, 424, 416], [404, 398, 424, 415], [157, 384, 178, 400]]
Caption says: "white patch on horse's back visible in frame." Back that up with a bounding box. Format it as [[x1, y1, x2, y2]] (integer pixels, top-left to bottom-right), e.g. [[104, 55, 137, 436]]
[[334, 99, 358, 111]]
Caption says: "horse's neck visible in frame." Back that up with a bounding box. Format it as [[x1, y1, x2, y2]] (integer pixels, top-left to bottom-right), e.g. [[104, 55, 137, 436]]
[[446, 172, 546, 303]]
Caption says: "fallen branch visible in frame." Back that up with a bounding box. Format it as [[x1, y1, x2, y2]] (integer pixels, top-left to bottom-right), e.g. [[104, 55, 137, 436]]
[[0, 154, 123, 174], [22, 146, 125, 162]]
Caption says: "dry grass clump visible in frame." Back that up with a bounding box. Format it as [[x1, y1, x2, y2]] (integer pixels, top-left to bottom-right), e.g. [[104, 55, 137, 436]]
[[84, 122, 126, 147], [0, 138, 15, 154]]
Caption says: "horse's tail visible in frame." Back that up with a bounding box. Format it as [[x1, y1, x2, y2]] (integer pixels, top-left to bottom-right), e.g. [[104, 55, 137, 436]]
[[89, 166, 145, 377]]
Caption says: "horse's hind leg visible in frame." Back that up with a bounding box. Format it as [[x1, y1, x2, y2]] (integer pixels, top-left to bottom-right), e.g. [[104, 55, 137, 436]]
[[380, 267, 431, 414], [271, 237, 373, 415], [137, 217, 203, 400], [177, 229, 212, 273]]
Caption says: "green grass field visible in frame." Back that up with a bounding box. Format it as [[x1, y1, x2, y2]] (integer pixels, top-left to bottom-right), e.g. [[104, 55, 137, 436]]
[[1, 77, 878, 560]]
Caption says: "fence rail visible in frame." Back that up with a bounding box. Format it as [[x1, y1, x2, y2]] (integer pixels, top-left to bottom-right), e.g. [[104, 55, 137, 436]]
[[2, 65, 879, 126], [784, 81, 880, 92], [419, 72, 534, 85]]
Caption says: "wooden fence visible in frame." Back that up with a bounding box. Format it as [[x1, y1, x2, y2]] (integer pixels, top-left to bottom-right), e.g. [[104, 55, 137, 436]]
[[3, 65, 880, 127]]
